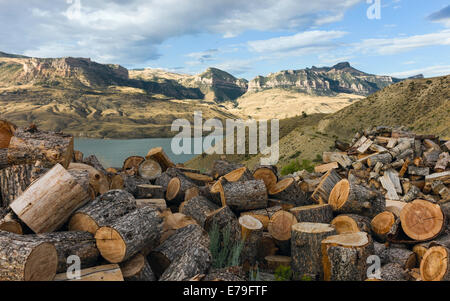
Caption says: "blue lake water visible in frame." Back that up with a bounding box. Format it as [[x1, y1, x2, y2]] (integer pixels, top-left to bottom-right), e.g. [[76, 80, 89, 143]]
[[74, 137, 220, 168]]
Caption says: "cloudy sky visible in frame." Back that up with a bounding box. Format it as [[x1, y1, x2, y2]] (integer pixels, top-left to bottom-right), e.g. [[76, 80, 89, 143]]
[[0, 0, 449, 79]]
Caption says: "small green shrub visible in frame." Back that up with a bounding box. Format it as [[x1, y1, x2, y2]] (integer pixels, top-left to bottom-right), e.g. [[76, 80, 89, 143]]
[[281, 159, 315, 175], [274, 265, 292, 281]]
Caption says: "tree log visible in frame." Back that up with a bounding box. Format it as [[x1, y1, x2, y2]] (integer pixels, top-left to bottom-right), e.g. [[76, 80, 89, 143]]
[[258, 232, 278, 264], [7, 127, 74, 168], [138, 159, 162, 181], [69, 190, 137, 234], [371, 211, 399, 242], [380, 263, 408, 281], [290, 204, 333, 224], [204, 266, 245, 281], [204, 206, 241, 243], [145, 147, 175, 172], [83, 155, 107, 175], [148, 224, 209, 278], [329, 179, 385, 218], [136, 199, 167, 211], [239, 215, 263, 266], [268, 177, 310, 206], [420, 246, 450, 281], [400, 199, 444, 241], [311, 169, 342, 204], [321, 232, 374, 281], [119, 253, 156, 281], [216, 178, 268, 211], [240, 206, 282, 230], [268, 210, 297, 254], [180, 196, 220, 227], [10, 164, 90, 233], [367, 153, 393, 167], [135, 184, 164, 199], [331, 214, 371, 234], [291, 223, 336, 280], [122, 156, 145, 175], [211, 160, 243, 179], [68, 163, 109, 196], [0, 208, 23, 234], [222, 167, 254, 183], [252, 165, 278, 190], [0, 231, 58, 281]]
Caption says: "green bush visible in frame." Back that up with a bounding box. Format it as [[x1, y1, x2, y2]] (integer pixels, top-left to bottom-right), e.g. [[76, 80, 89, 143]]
[[274, 265, 292, 281], [281, 159, 315, 175]]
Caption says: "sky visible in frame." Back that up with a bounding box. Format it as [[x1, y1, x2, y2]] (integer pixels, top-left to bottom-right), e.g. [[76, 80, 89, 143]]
[[0, 0, 449, 80]]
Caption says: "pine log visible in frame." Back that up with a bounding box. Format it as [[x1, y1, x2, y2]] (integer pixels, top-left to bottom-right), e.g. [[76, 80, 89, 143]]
[[0, 231, 58, 281], [10, 164, 90, 233], [239, 215, 263, 266], [0, 119, 16, 148], [252, 165, 278, 190], [217, 178, 268, 211], [311, 169, 342, 203], [329, 179, 385, 218], [54, 264, 124, 281], [179, 196, 220, 227], [291, 223, 336, 280], [68, 163, 109, 196], [371, 211, 399, 242], [138, 159, 162, 181], [0, 208, 23, 234], [268, 177, 310, 206], [290, 204, 333, 224], [145, 147, 175, 172], [69, 190, 137, 234], [122, 156, 145, 175], [148, 224, 209, 278], [240, 206, 282, 230], [331, 214, 371, 234], [211, 160, 243, 179], [135, 184, 164, 199], [399, 199, 444, 241], [95, 207, 163, 263], [321, 232, 374, 281], [159, 242, 211, 281], [120, 253, 156, 281], [33, 231, 99, 273]]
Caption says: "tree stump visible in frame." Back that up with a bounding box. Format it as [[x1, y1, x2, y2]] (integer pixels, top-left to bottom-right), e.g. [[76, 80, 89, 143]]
[[95, 207, 163, 263], [290, 204, 333, 224], [239, 215, 263, 266], [216, 178, 268, 211], [400, 199, 444, 241], [10, 164, 90, 233], [120, 253, 156, 281], [268, 177, 310, 206], [329, 179, 385, 218], [33, 231, 99, 273], [331, 214, 372, 234], [0, 231, 58, 281], [7, 127, 74, 168], [159, 243, 211, 281], [291, 223, 336, 280], [69, 190, 137, 234], [148, 224, 209, 278], [321, 232, 374, 281], [138, 159, 162, 181], [311, 169, 342, 204], [54, 264, 124, 281], [252, 165, 278, 190], [180, 196, 220, 227]]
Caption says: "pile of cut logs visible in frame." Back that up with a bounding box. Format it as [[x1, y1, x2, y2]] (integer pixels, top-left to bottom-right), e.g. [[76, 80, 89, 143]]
[[0, 120, 449, 281]]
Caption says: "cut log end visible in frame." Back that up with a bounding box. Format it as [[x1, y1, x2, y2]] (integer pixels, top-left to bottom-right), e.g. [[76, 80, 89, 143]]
[[371, 211, 395, 236], [268, 211, 297, 241], [25, 242, 58, 281], [95, 227, 127, 263], [268, 178, 294, 195], [420, 246, 448, 281], [68, 213, 99, 234], [328, 179, 350, 210], [166, 177, 181, 201], [400, 199, 444, 241], [253, 167, 277, 190], [292, 222, 334, 234]]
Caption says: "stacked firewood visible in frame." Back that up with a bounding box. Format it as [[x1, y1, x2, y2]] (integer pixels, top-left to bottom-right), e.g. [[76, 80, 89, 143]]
[[0, 120, 449, 281]]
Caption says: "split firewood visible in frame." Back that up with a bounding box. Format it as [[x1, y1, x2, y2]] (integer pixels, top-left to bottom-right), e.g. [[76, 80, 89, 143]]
[[180, 196, 220, 227], [7, 127, 74, 168], [159, 242, 212, 281], [408, 166, 430, 176], [211, 160, 243, 179], [299, 178, 321, 193], [389, 140, 413, 159], [321, 232, 374, 281], [380, 172, 399, 200], [371, 211, 401, 242], [314, 162, 338, 174], [311, 169, 342, 203], [291, 223, 336, 280], [213, 178, 268, 211], [399, 199, 444, 241], [239, 215, 263, 266], [367, 153, 393, 167], [289, 204, 333, 224], [135, 184, 164, 199], [33, 231, 99, 273], [431, 181, 450, 203], [240, 206, 282, 230], [145, 147, 175, 172], [69, 190, 137, 234], [268, 177, 310, 206], [0, 208, 23, 234], [54, 264, 124, 281], [252, 165, 278, 190], [425, 171, 450, 184], [138, 159, 162, 180], [401, 185, 421, 202], [119, 253, 156, 281], [122, 156, 145, 175], [95, 207, 163, 263], [0, 119, 16, 148], [68, 162, 109, 196], [322, 152, 352, 168], [10, 164, 90, 233], [423, 150, 441, 168], [331, 214, 371, 234], [0, 231, 58, 281], [136, 199, 167, 211], [148, 224, 209, 279], [329, 179, 385, 218]]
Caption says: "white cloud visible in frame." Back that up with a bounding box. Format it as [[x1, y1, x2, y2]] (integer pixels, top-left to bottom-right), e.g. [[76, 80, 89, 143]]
[[388, 65, 450, 78]]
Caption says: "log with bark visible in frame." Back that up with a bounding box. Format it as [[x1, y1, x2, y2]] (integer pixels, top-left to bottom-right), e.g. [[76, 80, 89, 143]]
[[380, 263, 408, 281], [239, 215, 263, 266], [166, 173, 197, 204], [289, 204, 333, 224], [68, 163, 109, 196], [0, 231, 58, 281], [267, 210, 297, 254], [160, 212, 197, 244], [420, 245, 450, 281], [268, 177, 310, 206], [7, 127, 74, 168], [314, 162, 339, 174], [204, 206, 241, 244], [136, 199, 167, 211], [257, 232, 278, 264], [264, 255, 292, 273], [291, 223, 336, 280], [179, 196, 220, 227], [310, 169, 342, 203], [145, 147, 175, 172], [0, 208, 23, 234], [214, 178, 268, 211], [182, 171, 214, 186], [321, 232, 374, 281], [252, 165, 278, 190], [122, 156, 145, 175], [95, 207, 163, 263], [148, 224, 209, 278], [135, 184, 164, 199], [69, 190, 137, 234], [371, 211, 400, 242], [240, 206, 282, 230], [211, 160, 243, 179], [10, 164, 90, 233], [54, 264, 124, 281], [119, 253, 156, 281], [138, 159, 162, 181], [331, 214, 372, 234]]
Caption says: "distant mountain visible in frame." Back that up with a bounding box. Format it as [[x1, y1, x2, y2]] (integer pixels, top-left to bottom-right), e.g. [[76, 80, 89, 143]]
[[0, 51, 29, 59], [247, 62, 406, 96]]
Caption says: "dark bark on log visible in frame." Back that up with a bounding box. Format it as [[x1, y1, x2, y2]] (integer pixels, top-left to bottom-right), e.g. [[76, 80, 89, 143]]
[[290, 204, 333, 224], [122, 174, 152, 197], [269, 177, 310, 206], [120, 253, 156, 281], [180, 196, 219, 227], [83, 155, 107, 175], [166, 173, 197, 204], [69, 190, 137, 234], [220, 178, 268, 211], [0, 148, 7, 169], [291, 223, 336, 280], [0, 231, 58, 281], [0, 208, 23, 234], [211, 160, 243, 179], [311, 169, 342, 203], [252, 165, 278, 190], [401, 185, 421, 202], [367, 153, 393, 167], [241, 206, 282, 230], [239, 215, 263, 266], [95, 207, 163, 263], [204, 206, 241, 244], [380, 263, 408, 281], [148, 224, 209, 279], [204, 266, 246, 281]]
